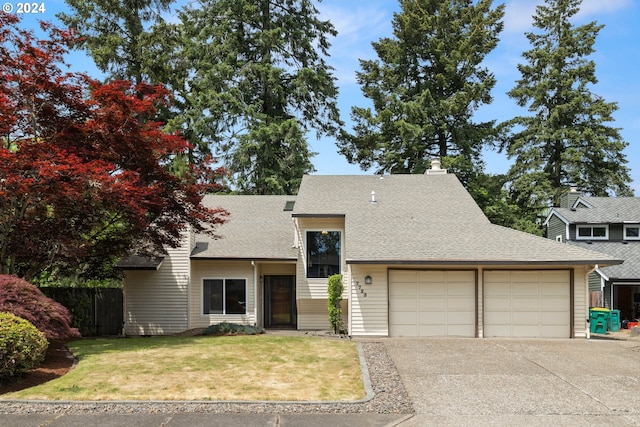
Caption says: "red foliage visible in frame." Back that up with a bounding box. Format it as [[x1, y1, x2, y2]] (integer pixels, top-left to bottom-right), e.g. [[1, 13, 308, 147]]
[[0, 275, 80, 342], [0, 13, 228, 277]]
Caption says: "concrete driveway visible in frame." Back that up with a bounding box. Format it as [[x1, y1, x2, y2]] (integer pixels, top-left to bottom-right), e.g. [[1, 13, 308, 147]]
[[385, 337, 640, 426]]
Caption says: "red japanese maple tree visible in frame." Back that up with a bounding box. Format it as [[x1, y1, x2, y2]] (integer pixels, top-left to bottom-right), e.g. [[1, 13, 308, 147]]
[[0, 13, 227, 279]]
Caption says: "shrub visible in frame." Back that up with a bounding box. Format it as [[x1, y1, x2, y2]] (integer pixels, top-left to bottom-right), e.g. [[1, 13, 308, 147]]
[[0, 275, 81, 342], [327, 274, 344, 334], [0, 312, 49, 379], [202, 322, 265, 336]]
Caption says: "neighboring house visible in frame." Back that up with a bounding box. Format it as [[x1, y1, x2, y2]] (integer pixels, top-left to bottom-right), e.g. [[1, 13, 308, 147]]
[[545, 189, 640, 322], [119, 162, 622, 338]]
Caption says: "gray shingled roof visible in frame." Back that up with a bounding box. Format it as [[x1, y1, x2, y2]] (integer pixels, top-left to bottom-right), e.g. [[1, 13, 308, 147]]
[[552, 197, 640, 223], [569, 241, 640, 281], [294, 174, 622, 265], [192, 195, 298, 260]]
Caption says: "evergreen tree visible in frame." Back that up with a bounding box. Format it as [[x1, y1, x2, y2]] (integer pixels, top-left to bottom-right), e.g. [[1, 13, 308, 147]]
[[164, 0, 342, 194], [58, 0, 173, 84], [337, 0, 504, 175], [501, 0, 632, 225]]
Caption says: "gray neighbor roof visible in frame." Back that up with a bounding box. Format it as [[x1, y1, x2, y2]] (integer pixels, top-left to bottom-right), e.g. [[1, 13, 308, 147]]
[[192, 195, 298, 260], [569, 241, 640, 281], [293, 174, 622, 266], [551, 196, 640, 223]]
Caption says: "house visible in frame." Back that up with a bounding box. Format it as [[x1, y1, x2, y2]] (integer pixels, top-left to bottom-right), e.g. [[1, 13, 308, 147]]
[[119, 162, 622, 338], [545, 189, 640, 322]]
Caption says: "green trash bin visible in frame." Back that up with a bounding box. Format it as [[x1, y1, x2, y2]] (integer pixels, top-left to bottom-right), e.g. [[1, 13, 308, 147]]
[[609, 309, 621, 332], [590, 308, 609, 334]]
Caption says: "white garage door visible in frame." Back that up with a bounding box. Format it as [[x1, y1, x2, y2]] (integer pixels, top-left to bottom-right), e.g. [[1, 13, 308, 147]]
[[389, 270, 476, 337], [484, 270, 570, 338]]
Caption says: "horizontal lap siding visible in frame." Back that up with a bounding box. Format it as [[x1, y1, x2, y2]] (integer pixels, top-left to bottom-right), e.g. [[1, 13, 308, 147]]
[[124, 241, 190, 335], [297, 299, 347, 330], [349, 266, 389, 336]]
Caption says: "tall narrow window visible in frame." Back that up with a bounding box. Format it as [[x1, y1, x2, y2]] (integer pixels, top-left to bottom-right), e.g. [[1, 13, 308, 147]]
[[203, 279, 247, 314], [306, 231, 341, 278]]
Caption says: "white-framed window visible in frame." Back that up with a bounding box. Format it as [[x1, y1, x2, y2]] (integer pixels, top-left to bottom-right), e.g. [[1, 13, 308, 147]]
[[203, 278, 247, 315], [576, 224, 608, 240], [624, 224, 640, 240], [306, 230, 341, 278]]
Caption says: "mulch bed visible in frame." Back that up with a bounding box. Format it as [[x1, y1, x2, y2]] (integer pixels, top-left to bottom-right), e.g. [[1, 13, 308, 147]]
[[0, 342, 74, 395]]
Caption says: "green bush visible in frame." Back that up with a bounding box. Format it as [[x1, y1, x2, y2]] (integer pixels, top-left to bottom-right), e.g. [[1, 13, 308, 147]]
[[0, 312, 49, 379], [327, 274, 344, 334], [202, 322, 265, 336]]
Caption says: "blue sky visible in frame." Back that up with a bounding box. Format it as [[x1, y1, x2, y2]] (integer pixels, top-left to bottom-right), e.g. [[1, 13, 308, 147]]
[[12, 0, 640, 193]]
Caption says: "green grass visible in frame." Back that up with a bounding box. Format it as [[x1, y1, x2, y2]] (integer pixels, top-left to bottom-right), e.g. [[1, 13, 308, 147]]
[[3, 335, 365, 401]]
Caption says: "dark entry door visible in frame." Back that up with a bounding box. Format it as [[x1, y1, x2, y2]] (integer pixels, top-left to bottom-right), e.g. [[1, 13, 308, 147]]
[[265, 275, 296, 328]]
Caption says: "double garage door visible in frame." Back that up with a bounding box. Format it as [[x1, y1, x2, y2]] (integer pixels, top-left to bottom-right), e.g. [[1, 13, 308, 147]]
[[389, 270, 571, 338]]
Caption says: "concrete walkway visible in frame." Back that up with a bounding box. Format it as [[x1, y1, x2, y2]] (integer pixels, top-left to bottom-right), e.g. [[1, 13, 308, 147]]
[[386, 337, 640, 426]]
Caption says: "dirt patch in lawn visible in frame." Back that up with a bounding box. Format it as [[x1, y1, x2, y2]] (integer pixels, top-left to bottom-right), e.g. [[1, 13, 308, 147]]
[[0, 342, 75, 395]]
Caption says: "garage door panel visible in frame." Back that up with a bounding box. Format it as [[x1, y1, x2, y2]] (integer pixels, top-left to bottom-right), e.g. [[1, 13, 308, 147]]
[[541, 283, 569, 296], [513, 325, 539, 337], [393, 325, 418, 337], [484, 297, 510, 311], [448, 298, 475, 311], [512, 298, 539, 310], [393, 283, 418, 296], [390, 311, 417, 323], [447, 311, 475, 324], [541, 312, 568, 324], [418, 271, 445, 283], [484, 270, 570, 338], [447, 282, 474, 296], [484, 283, 510, 296], [390, 270, 475, 337], [389, 299, 417, 312], [418, 283, 445, 296]]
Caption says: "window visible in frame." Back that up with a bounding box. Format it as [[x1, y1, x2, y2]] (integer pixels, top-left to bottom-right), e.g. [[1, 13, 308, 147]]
[[624, 225, 640, 240], [306, 231, 341, 278], [576, 225, 608, 240], [203, 279, 246, 314]]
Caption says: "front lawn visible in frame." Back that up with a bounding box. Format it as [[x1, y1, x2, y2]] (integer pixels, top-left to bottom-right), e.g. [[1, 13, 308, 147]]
[[2, 335, 365, 401]]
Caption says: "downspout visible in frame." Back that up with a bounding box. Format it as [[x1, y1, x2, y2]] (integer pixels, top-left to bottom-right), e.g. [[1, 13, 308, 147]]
[[252, 260, 258, 326]]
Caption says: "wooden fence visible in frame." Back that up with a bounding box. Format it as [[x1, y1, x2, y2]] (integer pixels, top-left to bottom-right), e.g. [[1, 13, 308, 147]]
[[41, 288, 123, 337]]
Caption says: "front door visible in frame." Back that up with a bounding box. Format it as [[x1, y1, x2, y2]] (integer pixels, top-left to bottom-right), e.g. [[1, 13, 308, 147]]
[[264, 275, 297, 328]]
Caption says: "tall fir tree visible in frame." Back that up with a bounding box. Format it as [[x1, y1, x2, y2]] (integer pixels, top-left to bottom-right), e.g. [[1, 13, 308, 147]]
[[501, 0, 632, 226], [337, 0, 504, 175], [160, 0, 342, 195], [58, 0, 173, 84]]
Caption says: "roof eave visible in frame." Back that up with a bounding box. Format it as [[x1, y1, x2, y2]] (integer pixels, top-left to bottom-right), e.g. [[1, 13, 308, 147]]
[[291, 213, 345, 218], [190, 256, 297, 262], [346, 259, 624, 266]]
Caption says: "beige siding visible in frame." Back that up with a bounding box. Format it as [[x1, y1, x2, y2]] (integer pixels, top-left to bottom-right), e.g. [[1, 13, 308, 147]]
[[189, 260, 256, 329], [349, 266, 390, 336], [298, 298, 347, 330], [574, 266, 588, 338], [124, 234, 191, 336]]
